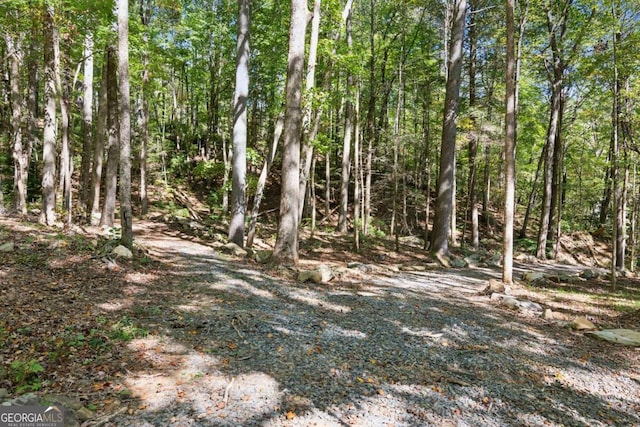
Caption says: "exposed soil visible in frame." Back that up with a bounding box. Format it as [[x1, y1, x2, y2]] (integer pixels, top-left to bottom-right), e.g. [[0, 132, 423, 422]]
[[1, 215, 639, 426]]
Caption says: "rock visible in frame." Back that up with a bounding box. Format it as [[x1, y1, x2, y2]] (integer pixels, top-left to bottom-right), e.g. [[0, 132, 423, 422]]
[[517, 300, 543, 313], [400, 265, 427, 272], [491, 293, 542, 312], [464, 255, 482, 268], [298, 264, 333, 284], [522, 271, 545, 283], [450, 258, 468, 268], [481, 279, 506, 295], [586, 329, 640, 346], [254, 250, 272, 263], [75, 406, 94, 421], [546, 273, 574, 283], [434, 252, 451, 268], [570, 316, 597, 330], [486, 253, 502, 267], [0, 242, 14, 252], [111, 245, 133, 259], [490, 293, 519, 310], [0, 388, 8, 400], [222, 242, 247, 257], [544, 309, 571, 321], [580, 269, 599, 280]]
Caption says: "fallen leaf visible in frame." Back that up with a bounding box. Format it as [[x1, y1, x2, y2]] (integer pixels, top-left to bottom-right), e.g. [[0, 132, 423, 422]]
[[286, 411, 295, 420]]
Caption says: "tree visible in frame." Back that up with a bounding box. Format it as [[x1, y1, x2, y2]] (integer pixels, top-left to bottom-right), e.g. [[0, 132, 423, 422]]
[[4, 32, 27, 214], [90, 48, 110, 224], [272, 0, 310, 265], [100, 47, 119, 228], [40, 3, 58, 226], [229, 0, 252, 247], [430, 0, 467, 259], [79, 33, 94, 210], [503, 0, 517, 284], [118, 0, 133, 249], [338, 6, 354, 233]]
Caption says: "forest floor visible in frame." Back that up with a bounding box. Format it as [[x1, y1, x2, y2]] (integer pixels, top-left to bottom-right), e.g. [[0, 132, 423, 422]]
[[1, 212, 640, 426]]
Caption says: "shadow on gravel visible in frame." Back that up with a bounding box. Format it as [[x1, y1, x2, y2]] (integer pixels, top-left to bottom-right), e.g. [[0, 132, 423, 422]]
[[1, 218, 638, 427], [98, 221, 640, 426]]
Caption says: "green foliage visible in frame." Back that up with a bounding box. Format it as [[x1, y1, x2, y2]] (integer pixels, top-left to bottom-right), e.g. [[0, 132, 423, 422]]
[[9, 359, 44, 394], [109, 317, 148, 342]]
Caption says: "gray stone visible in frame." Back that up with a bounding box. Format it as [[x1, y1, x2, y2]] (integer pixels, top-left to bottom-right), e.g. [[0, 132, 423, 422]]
[[254, 250, 273, 263], [111, 245, 133, 259], [571, 316, 597, 330], [517, 300, 543, 312], [450, 258, 468, 268], [464, 255, 482, 268], [486, 253, 502, 267], [0, 242, 14, 252], [0, 388, 8, 400], [546, 309, 572, 321], [522, 271, 545, 283], [580, 269, 599, 280], [298, 264, 333, 284], [481, 279, 506, 295], [222, 242, 247, 257]]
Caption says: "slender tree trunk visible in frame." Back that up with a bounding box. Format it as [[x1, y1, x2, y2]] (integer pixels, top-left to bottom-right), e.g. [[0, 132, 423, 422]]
[[139, 0, 151, 215], [273, 0, 309, 265], [229, 0, 252, 247], [90, 48, 110, 223], [536, 71, 562, 259], [80, 34, 94, 209], [41, 4, 58, 226], [246, 113, 284, 248], [5, 34, 27, 215], [338, 8, 354, 234], [430, 0, 467, 258], [55, 34, 71, 221], [519, 144, 544, 238], [118, 0, 133, 248], [467, 0, 479, 248], [100, 47, 119, 228], [298, 0, 322, 221], [503, 0, 517, 284], [354, 85, 361, 252]]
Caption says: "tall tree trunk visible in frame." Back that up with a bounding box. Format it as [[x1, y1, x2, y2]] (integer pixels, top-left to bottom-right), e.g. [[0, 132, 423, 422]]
[[41, 4, 58, 226], [430, 0, 467, 258], [100, 47, 119, 228], [229, 0, 252, 247], [80, 34, 94, 209], [338, 7, 354, 234], [273, 0, 309, 265], [503, 0, 517, 284], [467, 0, 479, 249], [118, 0, 133, 248], [353, 86, 361, 252], [298, 0, 322, 222], [56, 34, 71, 222], [5, 33, 27, 214], [139, 0, 151, 215], [246, 112, 284, 248], [519, 144, 544, 238], [536, 79, 561, 260], [90, 48, 110, 224]]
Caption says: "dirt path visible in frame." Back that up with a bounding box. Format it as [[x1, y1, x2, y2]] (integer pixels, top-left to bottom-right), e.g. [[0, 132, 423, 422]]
[[97, 220, 640, 427]]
